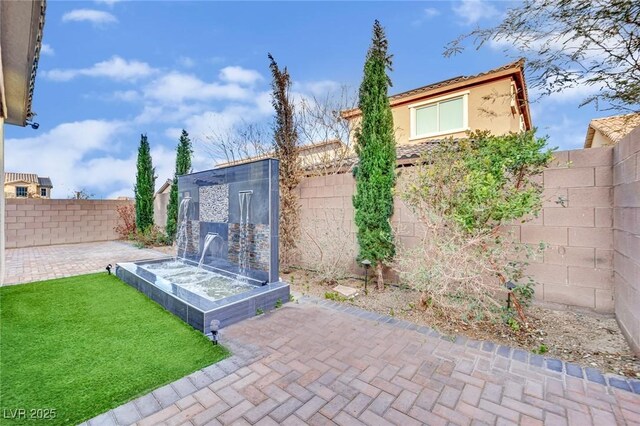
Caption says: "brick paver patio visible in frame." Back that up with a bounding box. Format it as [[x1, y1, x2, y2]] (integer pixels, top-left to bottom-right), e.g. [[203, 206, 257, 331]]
[[89, 299, 640, 426], [3, 241, 167, 285]]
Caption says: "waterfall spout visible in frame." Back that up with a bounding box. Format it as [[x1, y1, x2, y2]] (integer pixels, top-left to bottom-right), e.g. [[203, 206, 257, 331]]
[[198, 232, 222, 269]]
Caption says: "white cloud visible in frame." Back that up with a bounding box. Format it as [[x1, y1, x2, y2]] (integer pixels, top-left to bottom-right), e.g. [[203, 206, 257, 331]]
[[412, 7, 441, 26], [294, 80, 341, 97], [40, 44, 55, 56], [45, 56, 156, 82], [112, 90, 140, 102], [5, 120, 128, 197], [62, 9, 118, 25], [143, 72, 250, 103], [219, 66, 263, 85], [95, 0, 123, 6], [5, 119, 181, 198], [452, 0, 500, 25], [177, 56, 196, 68]]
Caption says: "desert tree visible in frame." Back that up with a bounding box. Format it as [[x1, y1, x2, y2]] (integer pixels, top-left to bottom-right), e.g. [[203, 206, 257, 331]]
[[296, 85, 357, 175], [204, 121, 270, 166], [444, 0, 640, 112], [134, 133, 156, 232], [166, 129, 193, 241], [353, 20, 396, 291], [269, 53, 302, 270]]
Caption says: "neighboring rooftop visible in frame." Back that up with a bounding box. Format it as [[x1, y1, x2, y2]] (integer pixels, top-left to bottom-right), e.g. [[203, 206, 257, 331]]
[[341, 59, 531, 129], [215, 139, 347, 168], [5, 172, 52, 186], [584, 112, 640, 148], [304, 139, 444, 174]]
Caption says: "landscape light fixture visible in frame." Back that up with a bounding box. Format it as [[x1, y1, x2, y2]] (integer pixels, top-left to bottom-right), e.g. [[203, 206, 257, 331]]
[[505, 280, 516, 309], [106, 264, 113, 275], [361, 259, 371, 294], [210, 320, 220, 345]]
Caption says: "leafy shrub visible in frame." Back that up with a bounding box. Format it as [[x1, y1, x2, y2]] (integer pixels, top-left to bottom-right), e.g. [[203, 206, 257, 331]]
[[396, 131, 552, 324], [114, 204, 136, 239], [133, 226, 172, 247]]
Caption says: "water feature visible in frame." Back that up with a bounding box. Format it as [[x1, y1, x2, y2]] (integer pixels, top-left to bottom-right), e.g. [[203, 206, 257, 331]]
[[175, 195, 191, 260], [116, 158, 288, 333], [238, 190, 252, 277], [198, 232, 223, 269]]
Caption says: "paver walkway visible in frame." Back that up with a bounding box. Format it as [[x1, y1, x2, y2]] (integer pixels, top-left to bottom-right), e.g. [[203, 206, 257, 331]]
[[91, 299, 640, 426], [3, 241, 167, 285]]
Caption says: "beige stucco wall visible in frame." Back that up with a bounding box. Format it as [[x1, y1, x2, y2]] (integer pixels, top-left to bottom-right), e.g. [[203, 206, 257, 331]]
[[154, 188, 171, 231], [295, 147, 620, 316], [612, 126, 640, 354], [4, 199, 132, 248], [590, 130, 614, 148], [349, 77, 524, 146], [4, 182, 44, 198]]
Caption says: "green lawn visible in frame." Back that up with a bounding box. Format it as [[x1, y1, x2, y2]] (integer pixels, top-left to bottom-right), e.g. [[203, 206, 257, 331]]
[[0, 273, 228, 425]]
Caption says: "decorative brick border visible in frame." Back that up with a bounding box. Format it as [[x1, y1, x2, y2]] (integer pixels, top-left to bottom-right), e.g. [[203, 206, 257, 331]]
[[301, 295, 640, 395]]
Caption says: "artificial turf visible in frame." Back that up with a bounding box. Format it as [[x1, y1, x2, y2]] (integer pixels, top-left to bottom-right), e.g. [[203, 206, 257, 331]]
[[0, 273, 228, 425]]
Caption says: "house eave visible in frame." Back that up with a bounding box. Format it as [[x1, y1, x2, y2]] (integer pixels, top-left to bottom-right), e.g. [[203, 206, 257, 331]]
[[1, 0, 46, 126]]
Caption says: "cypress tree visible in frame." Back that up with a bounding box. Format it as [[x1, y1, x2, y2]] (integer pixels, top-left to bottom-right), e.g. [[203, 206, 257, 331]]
[[353, 20, 396, 291], [134, 133, 156, 232], [166, 130, 193, 240]]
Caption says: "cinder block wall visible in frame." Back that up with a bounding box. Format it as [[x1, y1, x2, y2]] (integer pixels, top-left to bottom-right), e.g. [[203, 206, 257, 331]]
[[516, 147, 614, 312], [612, 127, 640, 353], [296, 147, 620, 314], [4, 199, 132, 248]]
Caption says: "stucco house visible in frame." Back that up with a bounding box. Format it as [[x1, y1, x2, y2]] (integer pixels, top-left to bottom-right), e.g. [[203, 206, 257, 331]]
[[584, 112, 640, 148], [0, 1, 46, 283], [4, 172, 52, 198], [342, 59, 531, 148], [153, 179, 173, 230], [215, 139, 349, 169]]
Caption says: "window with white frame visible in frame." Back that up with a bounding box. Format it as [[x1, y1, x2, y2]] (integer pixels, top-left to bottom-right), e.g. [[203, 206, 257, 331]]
[[410, 92, 468, 139], [16, 187, 28, 197], [40, 188, 47, 197]]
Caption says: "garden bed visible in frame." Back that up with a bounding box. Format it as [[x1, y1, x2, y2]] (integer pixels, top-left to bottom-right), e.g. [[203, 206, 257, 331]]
[[285, 269, 640, 379], [0, 273, 228, 425]]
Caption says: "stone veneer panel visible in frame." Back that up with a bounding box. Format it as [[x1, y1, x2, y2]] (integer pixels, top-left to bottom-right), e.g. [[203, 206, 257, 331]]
[[199, 184, 229, 223], [228, 223, 270, 272]]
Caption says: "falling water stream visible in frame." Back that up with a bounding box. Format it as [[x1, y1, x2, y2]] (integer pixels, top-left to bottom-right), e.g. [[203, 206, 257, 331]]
[[175, 196, 191, 260], [238, 190, 252, 278], [198, 233, 222, 269]]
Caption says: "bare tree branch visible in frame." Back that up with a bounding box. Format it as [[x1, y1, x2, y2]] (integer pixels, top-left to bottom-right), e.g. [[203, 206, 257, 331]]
[[444, 0, 640, 112]]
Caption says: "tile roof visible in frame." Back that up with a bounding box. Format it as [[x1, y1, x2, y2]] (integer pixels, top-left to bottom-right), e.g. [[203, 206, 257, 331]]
[[342, 59, 527, 118], [585, 112, 640, 147], [4, 172, 52, 187], [304, 139, 446, 173], [388, 59, 525, 103], [5, 172, 39, 184]]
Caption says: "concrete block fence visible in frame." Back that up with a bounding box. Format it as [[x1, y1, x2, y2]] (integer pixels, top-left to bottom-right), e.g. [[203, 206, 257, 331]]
[[295, 131, 640, 354], [3, 199, 132, 249]]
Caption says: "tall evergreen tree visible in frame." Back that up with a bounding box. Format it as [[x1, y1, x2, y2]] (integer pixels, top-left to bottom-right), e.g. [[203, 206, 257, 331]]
[[166, 130, 193, 240], [268, 53, 301, 270], [134, 133, 156, 232], [353, 20, 396, 291]]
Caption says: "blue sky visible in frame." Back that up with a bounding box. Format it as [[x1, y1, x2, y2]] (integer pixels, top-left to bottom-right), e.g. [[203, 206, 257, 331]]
[[6, 0, 605, 199]]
